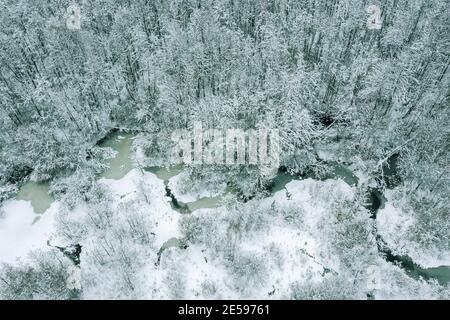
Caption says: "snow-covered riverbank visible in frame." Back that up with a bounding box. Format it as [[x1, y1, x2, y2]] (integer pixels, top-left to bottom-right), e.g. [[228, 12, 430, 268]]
[[377, 190, 450, 268], [1, 132, 448, 299]]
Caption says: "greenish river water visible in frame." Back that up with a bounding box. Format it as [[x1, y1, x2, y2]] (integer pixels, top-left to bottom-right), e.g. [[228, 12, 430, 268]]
[[98, 133, 135, 179], [15, 181, 53, 214]]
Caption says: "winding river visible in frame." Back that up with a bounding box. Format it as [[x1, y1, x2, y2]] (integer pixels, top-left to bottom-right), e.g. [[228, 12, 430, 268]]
[[5, 130, 450, 286]]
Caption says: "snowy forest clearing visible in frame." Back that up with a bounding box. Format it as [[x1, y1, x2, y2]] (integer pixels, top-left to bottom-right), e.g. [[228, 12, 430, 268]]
[[0, 200, 57, 264]]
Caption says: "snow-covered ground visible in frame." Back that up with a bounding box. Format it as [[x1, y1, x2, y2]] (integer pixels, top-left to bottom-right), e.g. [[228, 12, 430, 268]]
[[0, 199, 57, 264]]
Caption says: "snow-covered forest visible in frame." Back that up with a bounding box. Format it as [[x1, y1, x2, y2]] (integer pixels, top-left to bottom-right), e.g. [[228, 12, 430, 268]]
[[0, 0, 449, 299]]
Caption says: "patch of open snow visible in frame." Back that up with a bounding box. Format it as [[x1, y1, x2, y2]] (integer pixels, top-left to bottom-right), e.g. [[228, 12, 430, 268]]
[[0, 199, 57, 264], [177, 245, 237, 299], [408, 247, 450, 269]]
